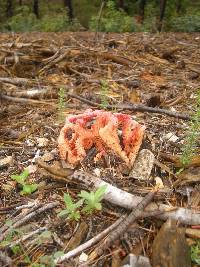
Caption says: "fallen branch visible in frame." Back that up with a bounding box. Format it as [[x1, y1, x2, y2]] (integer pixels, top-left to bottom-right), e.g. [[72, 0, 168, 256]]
[[160, 152, 200, 167], [0, 202, 42, 235], [0, 94, 56, 106], [0, 202, 58, 242], [0, 77, 29, 86], [88, 189, 157, 261], [4, 88, 57, 99], [71, 171, 200, 225], [55, 191, 160, 264], [3, 227, 47, 249], [36, 160, 200, 225], [55, 215, 126, 264], [67, 93, 191, 121]]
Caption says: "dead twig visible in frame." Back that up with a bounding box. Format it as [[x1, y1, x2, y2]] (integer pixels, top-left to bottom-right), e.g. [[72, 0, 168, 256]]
[[55, 215, 126, 264], [36, 161, 199, 225], [67, 93, 191, 121], [0, 202, 42, 235], [0, 202, 58, 243], [0, 94, 56, 106], [71, 170, 200, 225], [0, 77, 29, 86], [94, 0, 106, 43], [88, 189, 157, 261], [2, 227, 47, 249]]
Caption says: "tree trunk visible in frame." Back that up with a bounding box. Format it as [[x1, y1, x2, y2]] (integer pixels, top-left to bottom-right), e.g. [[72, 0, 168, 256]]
[[19, 0, 22, 5], [138, 0, 146, 24], [157, 0, 167, 32], [118, 0, 124, 10], [176, 0, 182, 14], [6, 0, 13, 17], [33, 0, 39, 19], [63, 0, 73, 22]]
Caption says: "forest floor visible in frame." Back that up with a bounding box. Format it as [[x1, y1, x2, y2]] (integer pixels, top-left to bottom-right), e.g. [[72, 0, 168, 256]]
[[0, 32, 200, 267]]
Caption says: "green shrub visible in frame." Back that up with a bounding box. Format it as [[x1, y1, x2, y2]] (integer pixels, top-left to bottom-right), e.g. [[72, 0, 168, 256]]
[[89, 0, 134, 33], [191, 241, 200, 265], [34, 11, 82, 32], [7, 6, 37, 32], [35, 11, 68, 32], [4, 5, 81, 32], [167, 14, 200, 32]]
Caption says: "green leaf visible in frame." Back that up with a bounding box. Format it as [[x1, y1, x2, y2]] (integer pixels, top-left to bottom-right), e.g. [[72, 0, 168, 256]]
[[11, 245, 22, 255], [11, 175, 24, 184], [0, 240, 10, 247], [29, 183, 38, 192], [74, 199, 83, 209], [53, 251, 64, 259], [94, 202, 102, 210], [5, 219, 13, 227], [69, 211, 80, 221], [21, 183, 38, 195], [20, 169, 29, 180], [63, 193, 74, 207], [79, 190, 91, 200], [39, 255, 54, 266], [11, 169, 29, 184], [57, 209, 69, 217], [94, 185, 107, 201], [82, 204, 94, 212], [24, 255, 31, 264], [40, 230, 51, 238]]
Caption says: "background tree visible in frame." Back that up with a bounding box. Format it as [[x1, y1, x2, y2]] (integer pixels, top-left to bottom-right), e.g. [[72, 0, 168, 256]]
[[157, 0, 167, 31], [33, 0, 39, 19], [118, 0, 124, 10], [63, 0, 74, 22], [6, 0, 13, 17], [138, 0, 146, 24]]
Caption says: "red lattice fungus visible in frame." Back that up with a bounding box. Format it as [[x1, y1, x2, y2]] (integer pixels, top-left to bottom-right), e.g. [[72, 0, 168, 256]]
[[58, 109, 145, 168]]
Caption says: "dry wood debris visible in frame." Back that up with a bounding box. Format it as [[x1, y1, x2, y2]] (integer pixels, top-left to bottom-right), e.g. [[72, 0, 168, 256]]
[[0, 32, 200, 267]]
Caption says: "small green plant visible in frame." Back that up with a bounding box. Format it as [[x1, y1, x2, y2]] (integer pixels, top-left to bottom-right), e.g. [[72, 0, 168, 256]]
[[180, 90, 200, 166], [31, 250, 64, 267], [191, 241, 200, 265], [36, 230, 52, 245], [0, 221, 31, 263], [11, 169, 38, 195], [100, 80, 109, 109], [79, 185, 107, 214], [31, 251, 64, 267], [58, 185, 107, 220], [11, 244, 31, 264], [57, 87, 66, 121], [57, 193, 83, 221], [0, 220, 21, 247]]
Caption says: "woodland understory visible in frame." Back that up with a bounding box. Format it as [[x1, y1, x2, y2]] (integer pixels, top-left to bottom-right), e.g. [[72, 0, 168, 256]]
[[0, 32, 200, 267]]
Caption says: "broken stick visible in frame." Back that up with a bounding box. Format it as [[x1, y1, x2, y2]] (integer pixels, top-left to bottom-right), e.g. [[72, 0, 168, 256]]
[[67, 93, 191, 121]]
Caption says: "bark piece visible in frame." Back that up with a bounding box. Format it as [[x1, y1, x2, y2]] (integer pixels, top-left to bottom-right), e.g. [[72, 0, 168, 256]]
[[152, 219, 191, 267], [130, 149, 154, 180], [174, 167, 200, 186], [65, 222, 88, 252]]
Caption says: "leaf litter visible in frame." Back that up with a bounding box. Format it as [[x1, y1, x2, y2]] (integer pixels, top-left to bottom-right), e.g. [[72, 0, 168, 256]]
[[0, 32, 200, 266]]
